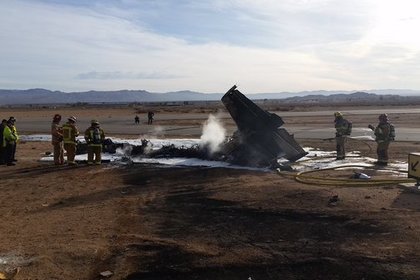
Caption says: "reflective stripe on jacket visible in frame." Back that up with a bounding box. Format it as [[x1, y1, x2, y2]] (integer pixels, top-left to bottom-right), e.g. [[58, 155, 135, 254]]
[[62, 123, 79, 144], [335, 118, 350, 136], [374, 123, 391, 142], [51, 123, 63, 143], [84, 127, 105, 146], [3, 126, 17, 147], [11, 125, 18, 141]]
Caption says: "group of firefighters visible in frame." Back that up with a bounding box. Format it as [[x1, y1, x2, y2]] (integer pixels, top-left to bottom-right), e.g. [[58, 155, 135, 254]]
[[334, 112, 395, 166], [1, 112, 395, 167], [50, 111, 397, 166], [51, 114, 105, 165]]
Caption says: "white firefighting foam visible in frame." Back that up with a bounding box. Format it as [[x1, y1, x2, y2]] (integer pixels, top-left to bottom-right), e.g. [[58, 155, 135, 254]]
[[22, 135, 407, 172]]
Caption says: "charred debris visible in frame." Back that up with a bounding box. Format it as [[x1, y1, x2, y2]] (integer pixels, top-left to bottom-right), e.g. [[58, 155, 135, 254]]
[[77, 86, 307, 169]]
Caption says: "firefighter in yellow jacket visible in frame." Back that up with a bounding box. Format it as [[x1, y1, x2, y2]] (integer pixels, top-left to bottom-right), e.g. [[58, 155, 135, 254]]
[[2, 119, 17, 166], [368, 114, 395, 166], [51, 114, 64, 165], [84, 120, 105, 165], [334, 112, 352, 160], [62, 116, 79, 165], [8, 117, 18, 162]]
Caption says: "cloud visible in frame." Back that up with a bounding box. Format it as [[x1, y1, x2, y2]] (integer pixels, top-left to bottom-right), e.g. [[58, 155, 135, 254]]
[[76, 71, 181, 80], [1, 0, 420, 92]]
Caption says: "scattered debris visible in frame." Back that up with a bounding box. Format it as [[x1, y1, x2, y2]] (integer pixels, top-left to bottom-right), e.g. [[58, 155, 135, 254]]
[[350, 172, 371, 179], [328, 195, 339, 206], [120, 188, 129, 194], [0, 252, 34, 280], [100, 270, 113, 277], [0, 267, 19, 280]]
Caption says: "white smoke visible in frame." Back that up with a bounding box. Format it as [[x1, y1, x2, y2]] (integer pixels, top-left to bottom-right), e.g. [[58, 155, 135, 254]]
[[151, 125, 164, 136], [115, 143, 133, 156], [200, 114, 226, 154]]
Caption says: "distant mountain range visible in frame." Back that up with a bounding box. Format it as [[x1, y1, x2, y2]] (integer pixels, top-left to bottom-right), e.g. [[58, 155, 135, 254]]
[[1, 88, 420, 105]]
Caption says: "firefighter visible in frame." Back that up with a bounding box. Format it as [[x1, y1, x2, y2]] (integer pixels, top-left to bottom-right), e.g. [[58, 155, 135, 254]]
[[51, 114, 64, 165], [84, 120, 105, 165], [147, 111, 154, 125], [2, 119, 17, 166], [8, 117, 18, 162], [368, 114, 395, 166], [334, 112, 352, 160], [62, 116, 79, 165], [0, 119, 7, 165]]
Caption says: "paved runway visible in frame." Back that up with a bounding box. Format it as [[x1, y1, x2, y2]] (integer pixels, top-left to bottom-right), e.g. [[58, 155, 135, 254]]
[[11, 108, 420, 141]]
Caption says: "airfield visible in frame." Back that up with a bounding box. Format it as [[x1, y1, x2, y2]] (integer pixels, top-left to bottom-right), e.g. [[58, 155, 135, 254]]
[[1, 102, 420, 279]]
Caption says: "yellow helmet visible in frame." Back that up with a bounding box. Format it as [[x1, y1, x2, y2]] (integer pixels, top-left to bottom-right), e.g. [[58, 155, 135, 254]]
[[334, 111, 343, 118]]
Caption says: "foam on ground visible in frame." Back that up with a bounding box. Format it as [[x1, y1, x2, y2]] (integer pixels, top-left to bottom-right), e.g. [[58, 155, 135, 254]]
[[26, 134, 407, 174]]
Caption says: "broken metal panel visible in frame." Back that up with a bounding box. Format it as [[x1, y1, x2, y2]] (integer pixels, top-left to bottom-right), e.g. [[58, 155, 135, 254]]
[[221, 85, 307, 162], [272, 128, 307, 162], [222, 85, 284, 132]]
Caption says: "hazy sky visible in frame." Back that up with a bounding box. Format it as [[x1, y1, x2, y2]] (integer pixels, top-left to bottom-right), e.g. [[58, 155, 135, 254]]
[[1, 0, 420, 93]]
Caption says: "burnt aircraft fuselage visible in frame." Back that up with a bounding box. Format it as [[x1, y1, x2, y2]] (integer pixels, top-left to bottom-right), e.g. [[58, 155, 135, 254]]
[[221, 85, 307, 166]]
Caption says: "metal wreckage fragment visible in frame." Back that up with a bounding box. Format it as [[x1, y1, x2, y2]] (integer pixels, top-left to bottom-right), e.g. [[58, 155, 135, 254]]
[[76, 85, 307, 168], [218, 85, 307, 166]]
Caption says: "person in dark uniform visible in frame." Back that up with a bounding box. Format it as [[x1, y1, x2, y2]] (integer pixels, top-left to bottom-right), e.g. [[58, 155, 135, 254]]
[[147, 111, 154, 125]]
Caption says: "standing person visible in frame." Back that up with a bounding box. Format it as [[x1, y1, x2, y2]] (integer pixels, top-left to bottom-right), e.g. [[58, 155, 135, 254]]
[[369, 114, 395, 166], [8, 117, 18, 162], [2, 119, 17, 166], [51, 114, 64, 165], [62, 116, 79, 165], [334, 112, 352, 160], [84, 120, 105, 165], [147, 111, 154, 125], [0, 119, 7, 165], [134, 115, 140, 125]]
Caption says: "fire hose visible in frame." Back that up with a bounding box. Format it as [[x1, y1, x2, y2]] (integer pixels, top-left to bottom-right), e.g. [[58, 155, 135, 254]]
[[276, 135, 418, 186], [323, 136, 374, 153], [277, 164, 416, 186]]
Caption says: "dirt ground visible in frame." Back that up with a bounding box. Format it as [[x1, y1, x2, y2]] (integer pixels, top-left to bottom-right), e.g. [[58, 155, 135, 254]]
[[1, 105, 420, 280]]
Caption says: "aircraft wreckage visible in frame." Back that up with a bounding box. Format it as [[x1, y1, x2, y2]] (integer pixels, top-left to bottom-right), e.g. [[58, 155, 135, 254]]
[[77, 85, 307, 168]]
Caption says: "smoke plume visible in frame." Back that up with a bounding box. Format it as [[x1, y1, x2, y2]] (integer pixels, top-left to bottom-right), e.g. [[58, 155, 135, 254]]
[[200, 114, 226, 154]]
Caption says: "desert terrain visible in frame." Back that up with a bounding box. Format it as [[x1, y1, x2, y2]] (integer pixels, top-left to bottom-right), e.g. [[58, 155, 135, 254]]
[[1, 103, 420, 280]]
